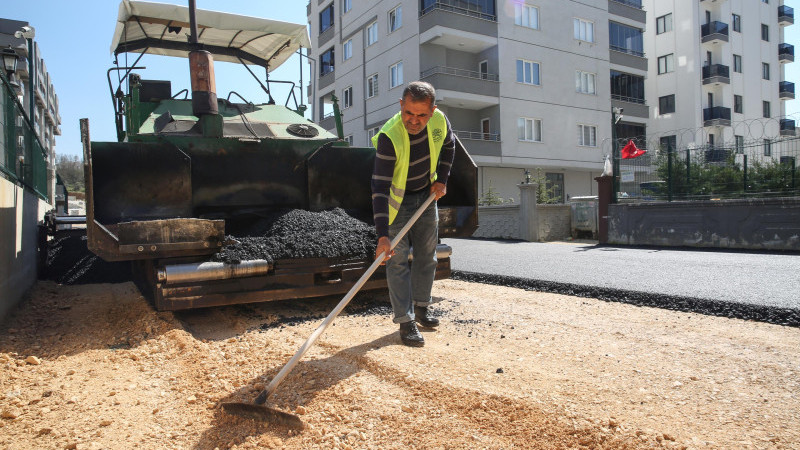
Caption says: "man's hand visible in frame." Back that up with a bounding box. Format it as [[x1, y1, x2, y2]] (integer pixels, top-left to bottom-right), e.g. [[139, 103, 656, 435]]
[[431, 181, 447, 200], [375, 236, 393, 264]]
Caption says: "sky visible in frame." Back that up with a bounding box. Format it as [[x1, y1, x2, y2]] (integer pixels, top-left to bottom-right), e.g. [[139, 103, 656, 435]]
[[3, 0, 799, 157]]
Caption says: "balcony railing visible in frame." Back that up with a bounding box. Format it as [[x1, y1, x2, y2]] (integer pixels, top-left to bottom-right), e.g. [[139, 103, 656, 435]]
[[703, 106, 731, 125], [609, 0, 642, 9], [700, 21, 729, 43], [780, 119, 796, 136], [779, 43, 794, 63], [419, 0, 497, 21], [702, 64, 730, 84], [609, 45, 645, 58], [420, 65, 499, 82], [780, 81, 795, 99], [611, 94, 645, 105], [779, 5, 794, 26], [453, 130, 500, 141]]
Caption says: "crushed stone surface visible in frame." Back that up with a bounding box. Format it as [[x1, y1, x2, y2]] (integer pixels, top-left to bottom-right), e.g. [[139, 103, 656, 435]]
[[1, 279, 798, 449]]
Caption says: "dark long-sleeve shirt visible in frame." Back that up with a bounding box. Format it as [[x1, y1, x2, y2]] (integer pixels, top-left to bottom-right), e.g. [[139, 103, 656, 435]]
[[371, 116, 455, 238]]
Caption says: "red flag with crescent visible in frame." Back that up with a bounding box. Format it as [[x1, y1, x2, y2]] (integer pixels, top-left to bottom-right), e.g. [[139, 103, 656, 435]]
[[620, 140, 646, 159]]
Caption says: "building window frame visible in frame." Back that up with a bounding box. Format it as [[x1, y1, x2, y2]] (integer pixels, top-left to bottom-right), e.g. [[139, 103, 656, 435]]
[[761, 24, 769, 41], [518, 117, 543, 142], [515, 4, 539, 29], [342, 0, 352, 14], [320, 3, 334, 34], [735, 135, 744, 154], [575, 70, 596, 94], [343, 39, 353, 61], [389, 61, 403, 89], [734, 94, 743, 114], [516, 59, 541, 86], [657, 54, 674, 74], [367, 127, 379, 145], [762, 62, 770, 80], [732, 13, 741, 32], [656, 13, 672, 34], [577, 124, 597, 147], [763, 139, 772, 157], [763, 101, 771, 118], [367, 21, 378, 46], [345, 135, 354, 145], [367, 73, 379, 99], [573, 18, 594, 43], [659, 94, 675, 114], [733, 54, 742, 73], [320, 47, 335, 76], [343, 86, 353, 109], [389, 5, 402, 33]]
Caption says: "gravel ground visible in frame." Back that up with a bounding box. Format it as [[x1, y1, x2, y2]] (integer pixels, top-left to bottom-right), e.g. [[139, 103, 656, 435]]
[[1, 279, 798, 449]]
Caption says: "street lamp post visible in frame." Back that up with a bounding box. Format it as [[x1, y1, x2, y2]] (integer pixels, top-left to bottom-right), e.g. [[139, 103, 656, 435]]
[[1, 47, 19, 91], [611, 107, 623, 203]]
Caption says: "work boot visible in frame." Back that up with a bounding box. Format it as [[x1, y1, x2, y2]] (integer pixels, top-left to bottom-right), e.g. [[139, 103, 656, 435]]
[[414, 305, 439, 328], [399, 321, 425, 347]]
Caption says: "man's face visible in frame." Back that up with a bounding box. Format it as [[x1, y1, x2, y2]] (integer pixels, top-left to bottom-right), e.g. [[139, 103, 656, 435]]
[[400, 96, 436, 135]]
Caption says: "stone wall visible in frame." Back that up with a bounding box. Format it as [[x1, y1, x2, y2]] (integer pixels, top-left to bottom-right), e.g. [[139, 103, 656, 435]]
[[536, 204, 572, 241], [471, 205, 520, 239], [607, 197, 800, 250]]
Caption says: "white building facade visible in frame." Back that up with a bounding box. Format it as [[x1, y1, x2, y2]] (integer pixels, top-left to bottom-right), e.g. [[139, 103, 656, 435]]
[[307, 0, 650, 203]]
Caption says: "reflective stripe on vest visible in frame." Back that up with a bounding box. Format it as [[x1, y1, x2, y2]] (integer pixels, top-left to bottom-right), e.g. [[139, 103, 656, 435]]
[[371, 109, 447, 225]]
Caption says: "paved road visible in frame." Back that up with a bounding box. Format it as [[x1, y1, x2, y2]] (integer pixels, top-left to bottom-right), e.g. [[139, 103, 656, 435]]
[[444, 238, 800, 310]]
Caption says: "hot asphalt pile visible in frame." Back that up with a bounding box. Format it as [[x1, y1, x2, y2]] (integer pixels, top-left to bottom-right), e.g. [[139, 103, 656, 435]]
[[452, 271, 800, 328], [213, 208, 377, 264], [41, 230, 131, 285]]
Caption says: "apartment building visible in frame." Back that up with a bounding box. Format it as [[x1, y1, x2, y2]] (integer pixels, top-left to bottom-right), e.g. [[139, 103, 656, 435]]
[[307, 0, 649, 202], [643, 0, 795, 152]]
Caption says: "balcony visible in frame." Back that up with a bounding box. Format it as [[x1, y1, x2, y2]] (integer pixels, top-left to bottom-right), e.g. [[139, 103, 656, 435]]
[[779, 5, 794, 26], [701, 21, 729, 44], [780, 81, 795, 100], [779, 43, 794, 63], [703, 106, 731, 126], [702, 64, 730, 85], [780, 119, 796, 136], [420, 0, 497, 22], [608, 0, 646, 23], [420, 66, 499, 102], [453, 130, 501, 157], [419, 0, 497, 53]]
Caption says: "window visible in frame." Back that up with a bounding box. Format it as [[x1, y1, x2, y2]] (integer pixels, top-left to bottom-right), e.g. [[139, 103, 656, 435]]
[[763, 101, 771, 118], [733, 54, 742, 73], [367, 127, 379, 145], [390, 62, 403, 88], [575, 71, 596, 94], [610, 70, 645, 103], [763, 139, 772, 157], [734, 94, 743, 114], [659, 95, 675, 114], [343, 86, 353, 109], [367, 73, 378, 98], [479, 60, 489, 79], [660, 135, 676, 153], [367, 21, 378, 46], [609, 22, 644, 56], [732, 14, 741, 32], [518, 118, 542, 142], [389, 6, 402, 32], [343, 39, 352, 61], [762, 63, 770, 80], [345, 135, 354, 145], [574, 18, 594, 42], [343, 0, 352, 13], [658, 54, 674, 74], [320, 4, 334, 34], [577, 124, 597, 147], [515, 4, 539, 29], [320, 47, 335, 76], [656, 13, 672, 34], [516, 59, 540, 85], [735, 135, 744, 154], [761, 24, 769, 41], [762, 0, 769, 3]]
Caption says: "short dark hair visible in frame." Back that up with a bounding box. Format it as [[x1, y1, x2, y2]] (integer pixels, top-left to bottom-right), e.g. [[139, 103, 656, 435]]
[[402, 81, 436, 106]]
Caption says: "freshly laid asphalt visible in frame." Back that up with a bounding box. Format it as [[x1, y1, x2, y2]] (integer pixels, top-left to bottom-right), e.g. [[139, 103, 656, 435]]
[[443, 238, 800, 323]]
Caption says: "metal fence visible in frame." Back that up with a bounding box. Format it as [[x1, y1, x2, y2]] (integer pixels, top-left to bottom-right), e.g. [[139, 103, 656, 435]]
[[613, 135, 800, 201], [0, 71, 49, 201]]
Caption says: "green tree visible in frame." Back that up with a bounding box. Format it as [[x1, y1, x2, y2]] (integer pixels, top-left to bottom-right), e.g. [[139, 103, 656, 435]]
[[55, 154, 85, 193], [479, 181, 504, 206]]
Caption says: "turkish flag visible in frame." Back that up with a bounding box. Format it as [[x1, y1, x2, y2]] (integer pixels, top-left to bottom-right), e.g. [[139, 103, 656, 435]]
[[620, 140, 646, 159]]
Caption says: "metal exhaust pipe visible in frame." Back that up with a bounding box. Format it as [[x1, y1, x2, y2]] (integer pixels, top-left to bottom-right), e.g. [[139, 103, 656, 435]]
[[188, 0, 218, 116], [158, 259, 272, 285]]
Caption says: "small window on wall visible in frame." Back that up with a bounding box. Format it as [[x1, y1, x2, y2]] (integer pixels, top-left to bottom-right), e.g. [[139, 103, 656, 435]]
[[763, 101, 771, 118], [732, 14, 741, 32], [762, 63, 770, 80], [367, 127, 379, 145], [577, 124, 596, 147], [575, 71, 596, 94], [656, 13, 672, 34], [515, 4, 539, 29], [390, 62, 403, 89], [518, 117, 542, 142], [345, 135, 354, 145], [735, 135, 744, 154], [516, 59, 541, 85], [389, 6, 402, 32], [659, 94, 675, 114], [367, 22, 378, 46], [574, 18, 594, 42], [320, 47, 335, 76], [343, 39, 352, 61], [320, 4, 334, 34], [343, 86, 353, 109], [342, 0, 352, 13], [734, 94, 743, 114], [763, 139, 772, 156], [733, 54, 742, 73], [367, 73, 379, 98], [761, 24, 769, 41], [658, 54, 674, 74]]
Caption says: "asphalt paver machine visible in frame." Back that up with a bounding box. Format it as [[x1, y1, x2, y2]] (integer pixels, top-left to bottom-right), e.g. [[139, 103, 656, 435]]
[[83, 0, 478, 311]]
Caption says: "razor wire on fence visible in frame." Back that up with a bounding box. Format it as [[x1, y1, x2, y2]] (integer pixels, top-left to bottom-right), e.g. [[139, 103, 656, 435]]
[[603, 116, 800, 202]]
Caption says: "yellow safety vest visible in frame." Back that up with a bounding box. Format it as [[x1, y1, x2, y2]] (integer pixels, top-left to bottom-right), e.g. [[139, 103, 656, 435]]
[[372, 109, 447, 224]]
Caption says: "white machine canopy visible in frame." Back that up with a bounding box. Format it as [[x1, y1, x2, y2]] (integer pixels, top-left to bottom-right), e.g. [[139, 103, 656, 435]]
[[110, 0, 311, 68]]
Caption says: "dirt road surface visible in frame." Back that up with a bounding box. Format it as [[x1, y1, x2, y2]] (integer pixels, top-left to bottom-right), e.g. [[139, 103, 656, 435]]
[[1, 279, 798, 449]]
